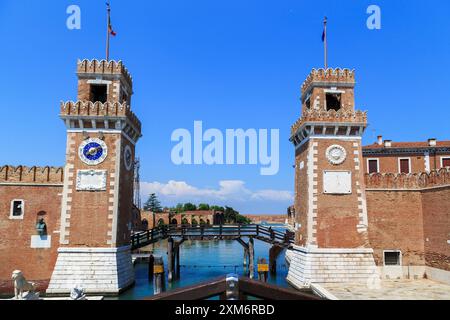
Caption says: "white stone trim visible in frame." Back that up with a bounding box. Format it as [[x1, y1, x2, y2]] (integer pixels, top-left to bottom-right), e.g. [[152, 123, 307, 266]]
[[366, 158, 380, 174], [424, 152, 430, 172], [110, 138, 122, 246], [67, 129, 137, 146], [9, 199, 25, 220], [398, 157, 411, 173], [47, 245, 134, 295]]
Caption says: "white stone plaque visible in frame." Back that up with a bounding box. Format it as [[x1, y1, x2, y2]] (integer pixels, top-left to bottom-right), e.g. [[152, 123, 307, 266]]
[[76, 170, 107, 191], [31, 235, 51, 249], [323, 171, 352, 194]]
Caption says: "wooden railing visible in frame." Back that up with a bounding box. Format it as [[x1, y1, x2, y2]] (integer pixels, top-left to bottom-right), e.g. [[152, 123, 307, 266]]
[[131, 224, 295, 250], [145, 275, 321, 300]]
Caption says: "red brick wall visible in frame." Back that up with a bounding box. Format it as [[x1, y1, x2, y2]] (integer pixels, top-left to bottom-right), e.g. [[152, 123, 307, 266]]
[[0, 185, 62, 294], [294, 142, 309, 246], [366, 190, 425, 266], [421, 187, 450, 271]]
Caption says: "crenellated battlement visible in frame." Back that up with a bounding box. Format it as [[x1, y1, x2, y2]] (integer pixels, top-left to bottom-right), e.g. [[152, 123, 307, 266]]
[[0, 165, 64, 184], [77, 59, 132, 87], [301, 68, 355, 95], [365, 168, 450, 190], [60, 101, 142, 133], [291, 108, 367, 136]]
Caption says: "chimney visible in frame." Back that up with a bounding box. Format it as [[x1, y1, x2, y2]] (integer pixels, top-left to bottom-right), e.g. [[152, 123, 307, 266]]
[[384, 140, 392, 148], [428, 138, 437, 147], [377, 135, 383, 146]]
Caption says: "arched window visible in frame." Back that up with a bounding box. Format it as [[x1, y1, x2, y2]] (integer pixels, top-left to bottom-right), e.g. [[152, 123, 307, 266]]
[[142, 219, 149, 230], [171, 219, 178, 225], [157, 218, 165, 227]]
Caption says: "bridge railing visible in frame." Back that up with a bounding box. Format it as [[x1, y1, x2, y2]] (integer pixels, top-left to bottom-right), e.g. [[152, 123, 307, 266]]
[[131, 224, 295, 250]]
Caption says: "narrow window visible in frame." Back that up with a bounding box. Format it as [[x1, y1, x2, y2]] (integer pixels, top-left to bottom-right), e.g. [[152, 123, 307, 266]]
[[326, 93, 342, 111], [10, 200, 24, 219], [305, 97, 311, 109], [399, 159, 411, 174], [90, 84, 108, 103], [368, 159, 379, 174], [442, 158, 450, 168], [384, 251, 401, 266]]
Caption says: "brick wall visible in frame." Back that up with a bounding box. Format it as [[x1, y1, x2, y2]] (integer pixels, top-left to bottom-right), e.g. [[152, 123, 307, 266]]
[[0, 185, 62, 294]]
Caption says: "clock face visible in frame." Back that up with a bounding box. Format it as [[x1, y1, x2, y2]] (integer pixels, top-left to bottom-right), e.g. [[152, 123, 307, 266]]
[[79, 138, 108, 166], [124, 145, 133, 171], [326, 145, 347, 165]]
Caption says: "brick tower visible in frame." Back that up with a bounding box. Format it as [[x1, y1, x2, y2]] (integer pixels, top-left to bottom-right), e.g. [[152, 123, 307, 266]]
[[47, 60, 142, 295], [287, 68, 378, 287]]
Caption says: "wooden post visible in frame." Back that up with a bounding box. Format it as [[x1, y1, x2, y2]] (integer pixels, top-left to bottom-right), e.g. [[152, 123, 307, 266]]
[[243, 248, 248, 269], [167, 237, 174, 282], [153, 256, 165, 295], [248, 237, 255, 279], [148, 254, 155, 282], [175, 244, 181, 279]]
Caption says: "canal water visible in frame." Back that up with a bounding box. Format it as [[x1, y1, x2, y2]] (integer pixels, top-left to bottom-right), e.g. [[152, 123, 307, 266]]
[[118, 236, 290, 300]]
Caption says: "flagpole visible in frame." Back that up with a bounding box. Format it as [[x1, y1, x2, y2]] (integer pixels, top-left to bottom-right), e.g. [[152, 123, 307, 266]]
[[106, 2, 111, 61], [324, 16, 328, 70]]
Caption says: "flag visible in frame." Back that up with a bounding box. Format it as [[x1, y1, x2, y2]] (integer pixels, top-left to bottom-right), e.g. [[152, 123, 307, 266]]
[[322, 29, 325, 42], [107, 2, 117, 36]]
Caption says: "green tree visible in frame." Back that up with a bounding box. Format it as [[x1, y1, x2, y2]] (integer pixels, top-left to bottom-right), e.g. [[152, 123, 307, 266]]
[[198, 203, 210, 211], [183, 203, 197, 211], [143, 193, 163, 212], [191, 218, 198, 226], [236, 215, 251, 225], [175, 203, 184, 213]]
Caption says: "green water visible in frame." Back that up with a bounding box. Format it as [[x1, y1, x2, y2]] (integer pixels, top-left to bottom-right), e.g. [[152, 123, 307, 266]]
[[118, 237, 290, 300]]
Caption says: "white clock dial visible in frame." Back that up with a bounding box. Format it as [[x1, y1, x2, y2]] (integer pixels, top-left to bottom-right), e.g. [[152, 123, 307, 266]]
[[124, 145, 133, 171], [326, 145, 347, 165], [78, 138, 108, 166]]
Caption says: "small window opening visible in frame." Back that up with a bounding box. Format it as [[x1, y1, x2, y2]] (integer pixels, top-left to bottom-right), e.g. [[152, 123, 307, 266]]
[[12, 200, 24, 217], [90, 84, 108, 103], [442, 158, 450, 168], [400, 159, 410, 174], [121, 92, 129, 105], [326, 93, 342, 111], [384, 251, 401, 266], [368, 159, 379, 174], [305, 97, 311, 109]]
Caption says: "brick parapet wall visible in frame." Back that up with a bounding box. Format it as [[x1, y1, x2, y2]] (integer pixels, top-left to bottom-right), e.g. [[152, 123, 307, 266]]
[[291, 109, 367, 136], [301, 68, 355, 95], [77, 59, 132, 88], [0, 166, 64, 184], [60, 101, 141, 133], [365, 168, 450, 190]]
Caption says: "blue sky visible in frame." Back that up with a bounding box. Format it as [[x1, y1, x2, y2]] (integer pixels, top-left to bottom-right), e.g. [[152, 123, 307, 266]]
[[1, 1, 449, 214]]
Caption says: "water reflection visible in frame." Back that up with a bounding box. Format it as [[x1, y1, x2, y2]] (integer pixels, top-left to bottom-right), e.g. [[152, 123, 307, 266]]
[[118, 237, 290, 300]]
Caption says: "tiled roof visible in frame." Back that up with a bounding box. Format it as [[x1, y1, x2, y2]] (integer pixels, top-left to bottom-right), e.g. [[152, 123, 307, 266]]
[[363, 141, 450, 149]]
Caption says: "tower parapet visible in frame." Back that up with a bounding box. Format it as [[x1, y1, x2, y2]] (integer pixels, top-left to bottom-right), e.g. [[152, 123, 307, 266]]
[[77, 59, 132, 88], [301, 68, 355, 96]]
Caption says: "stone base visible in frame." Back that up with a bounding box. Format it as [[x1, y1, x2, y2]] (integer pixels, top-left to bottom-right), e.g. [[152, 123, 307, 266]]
[[286, 246, 379, 289], [46, 246, 134, 295]]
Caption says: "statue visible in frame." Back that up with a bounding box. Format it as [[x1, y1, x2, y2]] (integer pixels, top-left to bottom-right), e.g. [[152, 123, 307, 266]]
[[11, 270, 39, 300], [70, 285, 87, 300]]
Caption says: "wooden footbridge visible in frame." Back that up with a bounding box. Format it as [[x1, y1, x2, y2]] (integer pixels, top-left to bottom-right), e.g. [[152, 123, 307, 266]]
[[131, 224, 294, 250], [130, 224, 295, 284]]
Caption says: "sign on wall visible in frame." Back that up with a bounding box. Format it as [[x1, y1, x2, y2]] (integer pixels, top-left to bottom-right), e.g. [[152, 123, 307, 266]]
[[76, 170, 107, 191], [323, 171, 352, 194]]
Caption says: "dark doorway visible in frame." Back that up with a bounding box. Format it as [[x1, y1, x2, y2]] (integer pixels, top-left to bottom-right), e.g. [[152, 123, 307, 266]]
[[90, 84, 108, 103]]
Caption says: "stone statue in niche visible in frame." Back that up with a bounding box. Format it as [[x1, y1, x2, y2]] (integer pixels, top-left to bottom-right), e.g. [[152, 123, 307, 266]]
[[70, 285, 87, 300], [11, 270, 39, 300]]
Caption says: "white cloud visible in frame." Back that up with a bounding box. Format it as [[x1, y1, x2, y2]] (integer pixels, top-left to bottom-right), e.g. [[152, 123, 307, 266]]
[[140, 180, 293, 214]]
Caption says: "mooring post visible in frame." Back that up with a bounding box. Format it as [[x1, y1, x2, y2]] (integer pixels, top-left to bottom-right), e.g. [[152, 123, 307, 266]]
[[257, 258, 269, 282], [243, 248, 248, 269], [148, 254, 155, 282], [175, 244, 181, 279], [153, 256, 165, 295], [167, 237, 174, 282], [248, 237, 255, 279]]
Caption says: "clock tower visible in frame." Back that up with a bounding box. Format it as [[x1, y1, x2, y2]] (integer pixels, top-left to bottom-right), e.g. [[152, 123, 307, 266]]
[[287, 69, 379, 287], [47, 59, 141, 295]]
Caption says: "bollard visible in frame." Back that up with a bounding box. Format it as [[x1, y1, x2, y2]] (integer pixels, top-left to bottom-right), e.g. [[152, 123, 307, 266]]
[[153, 256, 165, 295], [257, 258, 269, 282]]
